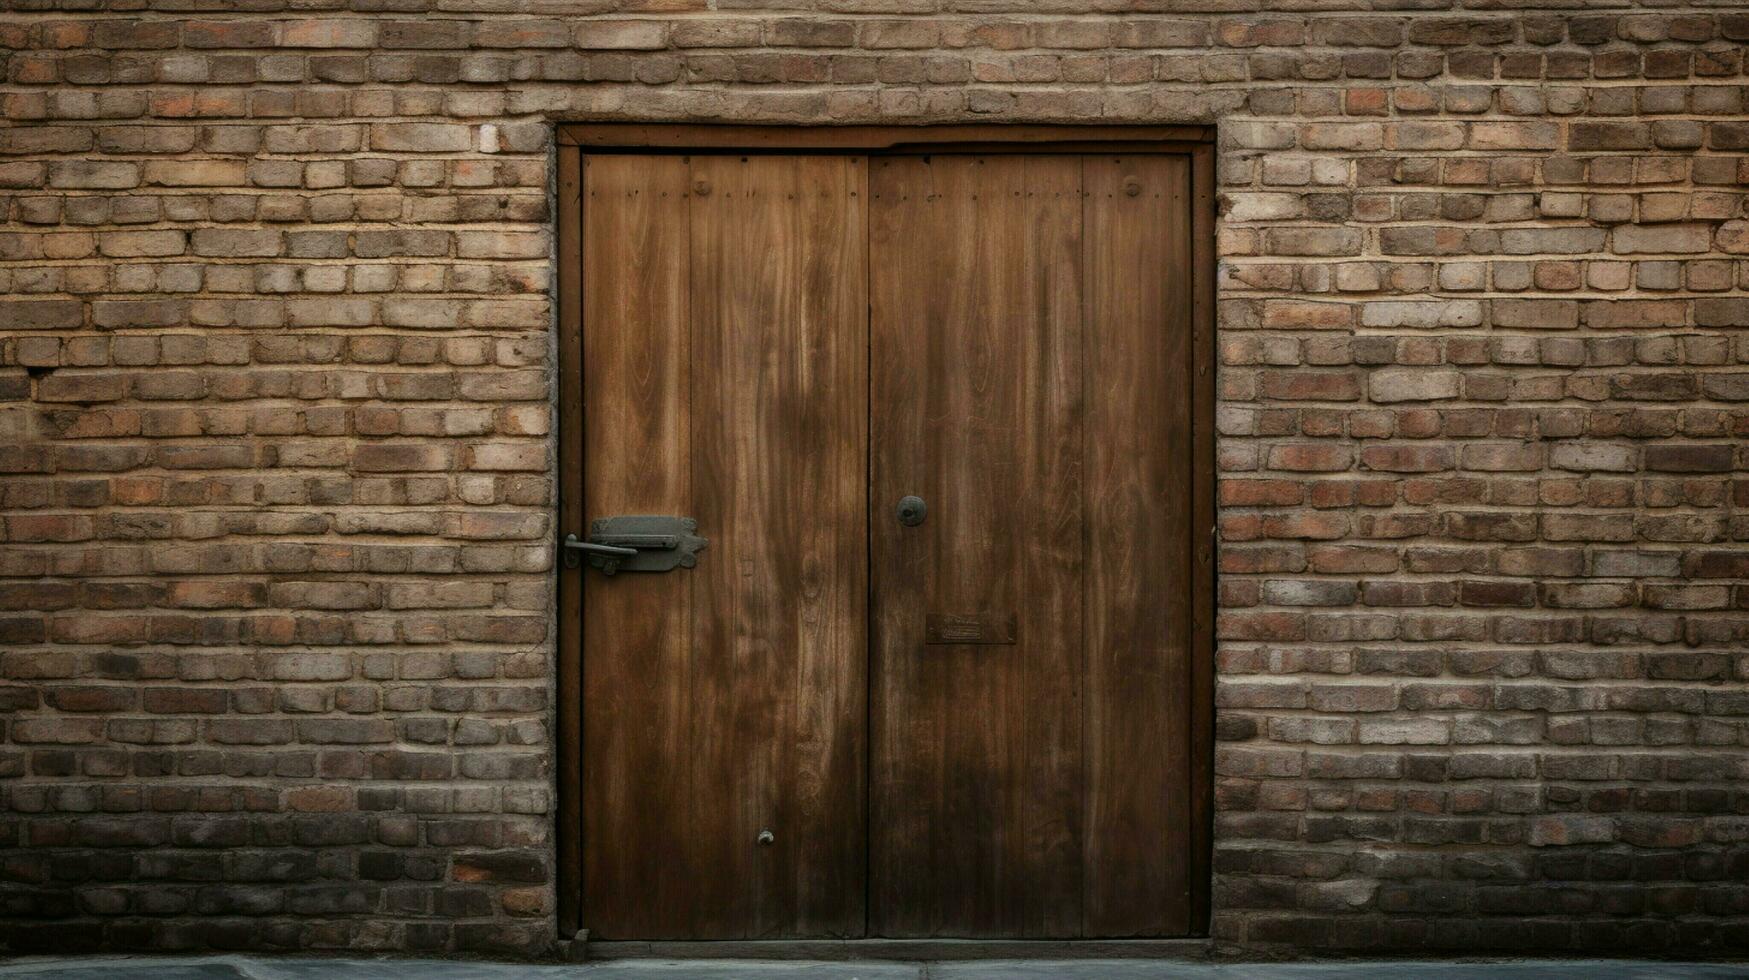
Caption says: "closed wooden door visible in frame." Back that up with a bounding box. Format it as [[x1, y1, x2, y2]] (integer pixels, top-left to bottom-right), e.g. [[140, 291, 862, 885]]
[[869, 155, 1196, 937], [579, 153, 869, 939], [576, 148, 1199, 941]]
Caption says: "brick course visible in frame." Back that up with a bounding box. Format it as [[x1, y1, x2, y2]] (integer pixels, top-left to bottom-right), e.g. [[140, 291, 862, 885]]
[[2, 0, 1748, 958]]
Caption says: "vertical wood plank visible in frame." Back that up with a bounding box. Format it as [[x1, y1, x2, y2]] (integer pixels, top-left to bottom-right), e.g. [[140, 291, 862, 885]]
[[688, 154, 869, 939], [580, 153, 694, 939], [1016, 155, 1088, 940], [1081, 154, 1194, 936], [555, 144, 584, 938], [867, 153, 937, 937], [869, 155, 1085, 938]]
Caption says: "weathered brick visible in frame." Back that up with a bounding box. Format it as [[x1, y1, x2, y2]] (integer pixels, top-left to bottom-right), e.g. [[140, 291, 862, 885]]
[[1491, 299, 1578, 330], [0, 161, 46, 187], [1361, 445, 1454, 473], [183, 20, 276, 48], [1550, 443, 1636, 473], [1369, 369, 1460, 403], [0, 300, 83, 330], [280, 19, 377, 48], [352, 444, 452, 472], [1613, 223, 1712, 255], [1583, 300, 1687, 330], [142, 160, 247, 187], [575, 21, 667, 50], [1360, 301, 1482, 329], [1694, 298, 1749, 328], [48, 161, 138, 189], [98, 230, 186, 258], [191, 229, 282, 257], [370, 123, 473, 153], [1643, 445, 1733, 473], [1268, 444, 1352, 473]]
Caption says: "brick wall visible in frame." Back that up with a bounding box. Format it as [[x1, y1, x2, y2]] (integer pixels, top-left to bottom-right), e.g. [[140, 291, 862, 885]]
[[2, 0, 1747, 958]]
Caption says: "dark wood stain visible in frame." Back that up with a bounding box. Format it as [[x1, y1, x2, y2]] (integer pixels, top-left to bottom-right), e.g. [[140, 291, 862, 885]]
[[579, 154, 868, 940], [870, 155, 1085, 938], [579, 153, 697, 938], [580, 154, 867, 945], [1081, 154, 1194, 936], [686, 154, 869, 939]]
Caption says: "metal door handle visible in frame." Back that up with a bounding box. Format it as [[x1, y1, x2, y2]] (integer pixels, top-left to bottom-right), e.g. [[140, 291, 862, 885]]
[[560, 516, 707, 575], [563, 534, 638, 558], [897, 495, 927, 526]]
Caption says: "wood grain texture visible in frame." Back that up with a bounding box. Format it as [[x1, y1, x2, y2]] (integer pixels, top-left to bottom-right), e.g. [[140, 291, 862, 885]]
[[1081, 154, 1194, 937], [869, 155, 1086, 938], [581, 153, 867, 940], [869, 153, 1197, 939], [686, 155, 869, 939], [580, 153, 695, 939]]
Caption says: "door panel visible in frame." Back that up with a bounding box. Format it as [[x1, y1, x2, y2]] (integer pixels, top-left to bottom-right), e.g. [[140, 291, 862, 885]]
[[868, 154, 1195, 937], [1081, 154, 1195, 936], [580, 153, 868, 939], [580, 153, 693, 939], [868, 155, 1087, 938]]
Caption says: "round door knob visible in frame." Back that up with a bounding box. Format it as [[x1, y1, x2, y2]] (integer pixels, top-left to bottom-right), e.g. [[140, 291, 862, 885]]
[[896, 495, 927, 527], [756, 829, 775, 846]]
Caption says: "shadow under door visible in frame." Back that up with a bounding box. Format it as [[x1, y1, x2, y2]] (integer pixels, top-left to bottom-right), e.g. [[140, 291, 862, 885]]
[[574, 149, 1206, 941]]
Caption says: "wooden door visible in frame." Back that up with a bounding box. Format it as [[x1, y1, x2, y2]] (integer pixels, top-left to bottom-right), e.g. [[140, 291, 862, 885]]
[[579, 153, 868, 939], [868, 154, 1197, 937], [572, 144, 1202, 942]]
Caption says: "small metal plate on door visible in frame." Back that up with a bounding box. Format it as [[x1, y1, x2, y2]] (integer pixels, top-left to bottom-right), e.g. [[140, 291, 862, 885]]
[[925, 612, 1017, 645]]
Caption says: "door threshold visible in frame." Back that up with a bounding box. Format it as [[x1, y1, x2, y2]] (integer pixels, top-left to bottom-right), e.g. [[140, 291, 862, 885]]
[[584, 938, 1214, 961]]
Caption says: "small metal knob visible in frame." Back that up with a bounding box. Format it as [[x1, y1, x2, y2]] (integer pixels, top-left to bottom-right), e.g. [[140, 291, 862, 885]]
[[897, 495, 927, 527], [756, 829, 775, 846]]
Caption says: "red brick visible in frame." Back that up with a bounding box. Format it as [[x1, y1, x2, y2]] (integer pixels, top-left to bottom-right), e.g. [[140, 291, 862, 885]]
[[1220, 479, 1305, 507], [1268, 444, 1353, 473]]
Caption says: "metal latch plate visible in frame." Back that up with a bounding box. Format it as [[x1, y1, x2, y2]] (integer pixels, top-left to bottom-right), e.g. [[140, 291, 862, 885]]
[[580, 515, 707, 575]]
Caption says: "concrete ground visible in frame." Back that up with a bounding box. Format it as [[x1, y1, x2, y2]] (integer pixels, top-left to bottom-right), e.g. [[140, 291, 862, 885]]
[[0, 958, 1746, 979]]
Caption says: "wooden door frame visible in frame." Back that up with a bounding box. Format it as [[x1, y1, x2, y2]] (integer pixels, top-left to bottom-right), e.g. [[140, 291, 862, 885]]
[[554, 123, 1217, 944]]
